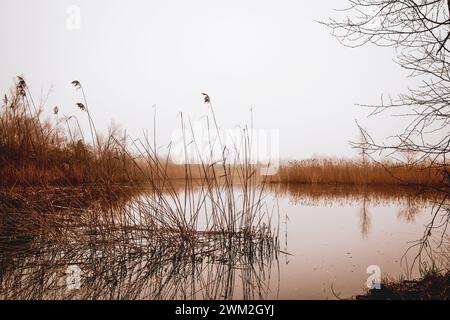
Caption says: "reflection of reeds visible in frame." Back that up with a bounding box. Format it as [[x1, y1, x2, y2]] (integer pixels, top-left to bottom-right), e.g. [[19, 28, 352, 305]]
[[0, 79, 279, 300], [272, 183, 439, 207], [273, 183, 445, 237], [0, 186, 278, 300]]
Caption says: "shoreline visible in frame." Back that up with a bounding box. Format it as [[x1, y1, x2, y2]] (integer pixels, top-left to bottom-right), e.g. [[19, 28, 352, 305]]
[[356, 270, 450, 300]]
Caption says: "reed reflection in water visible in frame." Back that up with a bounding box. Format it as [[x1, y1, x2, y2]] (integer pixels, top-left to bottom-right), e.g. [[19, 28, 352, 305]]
[[0, 186, 279, 300], [272, 183, 444, 299], [0, 184, 444, 299]]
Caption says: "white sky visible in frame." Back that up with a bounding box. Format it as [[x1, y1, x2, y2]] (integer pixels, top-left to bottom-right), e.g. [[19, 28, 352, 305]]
[[0, 0, 415, 160]]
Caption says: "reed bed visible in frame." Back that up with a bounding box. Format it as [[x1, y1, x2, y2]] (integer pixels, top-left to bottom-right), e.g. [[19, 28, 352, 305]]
[[0, 77, 280, 299], [271, 158, 447, 188], [0, 76, 278, 239], [2, 76, 445, 190], [0, 77, 162, 186]]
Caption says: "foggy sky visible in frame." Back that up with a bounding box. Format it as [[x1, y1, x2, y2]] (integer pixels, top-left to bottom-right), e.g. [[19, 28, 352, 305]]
[[0, 0, 415, 160]]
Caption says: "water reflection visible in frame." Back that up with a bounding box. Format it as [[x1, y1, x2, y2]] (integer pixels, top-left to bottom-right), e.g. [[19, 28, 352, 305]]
[[397, 197, 422, 223], [0, 186, 278, 300], [272, 183, 437, 236], [0, 229, 278, 299], [359, 195, 371, 238], [0, 184, 445, 299], [270, 183, 446, 299]]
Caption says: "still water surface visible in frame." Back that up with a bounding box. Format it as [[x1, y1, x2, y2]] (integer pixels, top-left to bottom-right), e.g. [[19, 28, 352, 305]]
[[0, 184, 439, 299], [270, 184, 435, 299]]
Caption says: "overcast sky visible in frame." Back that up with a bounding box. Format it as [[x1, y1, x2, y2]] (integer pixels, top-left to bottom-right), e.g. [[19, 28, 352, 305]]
[[0, 0, 415, 160]]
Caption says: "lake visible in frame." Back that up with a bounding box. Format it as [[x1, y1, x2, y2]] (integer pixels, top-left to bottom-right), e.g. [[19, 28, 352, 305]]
[[0, 184, 441, 299], [268, 184, 438, 299]]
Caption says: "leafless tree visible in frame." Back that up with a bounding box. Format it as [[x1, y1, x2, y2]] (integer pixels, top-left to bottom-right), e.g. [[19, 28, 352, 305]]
[[324, 0, 450, 272]]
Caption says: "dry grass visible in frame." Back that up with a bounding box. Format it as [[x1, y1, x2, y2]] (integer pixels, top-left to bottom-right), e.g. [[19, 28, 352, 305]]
[[3, 77, 445, 190], [0, 77, 175, 186], [0, 77, 280, 299], [0, 76, 277, 237], [270, 158, 447, 188]]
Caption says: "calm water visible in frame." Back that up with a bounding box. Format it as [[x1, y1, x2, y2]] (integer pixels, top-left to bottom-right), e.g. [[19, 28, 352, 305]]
[[0, 184, 442, 300], [268, 184, 436, 299]]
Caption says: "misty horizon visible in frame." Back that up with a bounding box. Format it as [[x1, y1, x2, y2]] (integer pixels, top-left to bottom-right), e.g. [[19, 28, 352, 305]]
[[0, 0, 418, 161]]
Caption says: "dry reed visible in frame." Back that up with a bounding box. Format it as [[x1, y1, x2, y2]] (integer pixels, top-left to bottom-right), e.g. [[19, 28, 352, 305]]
[[0, 77, 280, 300], [271, 158, 447, 188]]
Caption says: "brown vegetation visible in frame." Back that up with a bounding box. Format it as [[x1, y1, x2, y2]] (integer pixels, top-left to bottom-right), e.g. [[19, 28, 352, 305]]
[[270, 158, 447, 188], [0, 78, 279, 299], [0, 77, 262, 187], [0, 77, 172, 186], [2, 77, 447, 190]]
